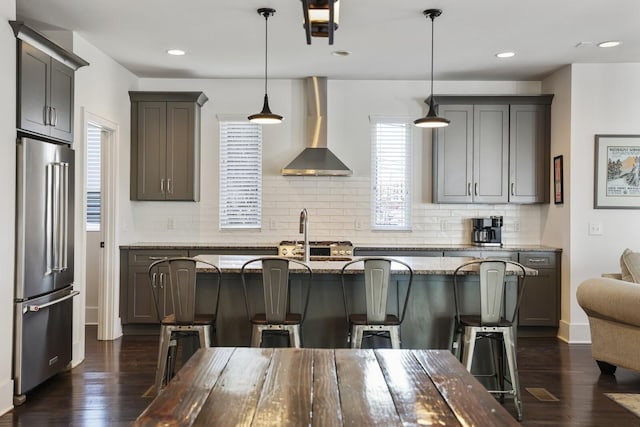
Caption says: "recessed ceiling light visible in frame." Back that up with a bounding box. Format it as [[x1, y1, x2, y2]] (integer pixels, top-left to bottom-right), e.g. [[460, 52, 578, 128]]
[[332, 50, 351, 57], [597, 41, 621, 48], [496, 51, 515, 58], [167, 49, 186, 56]]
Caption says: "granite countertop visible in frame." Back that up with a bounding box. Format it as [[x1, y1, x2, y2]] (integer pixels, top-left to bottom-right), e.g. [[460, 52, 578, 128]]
[[193, 255, 537, 276], [120, 242, 560, 252]]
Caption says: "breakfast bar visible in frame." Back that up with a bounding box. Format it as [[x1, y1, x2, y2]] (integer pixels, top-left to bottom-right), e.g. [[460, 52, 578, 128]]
[[188, 255, 533, 349]]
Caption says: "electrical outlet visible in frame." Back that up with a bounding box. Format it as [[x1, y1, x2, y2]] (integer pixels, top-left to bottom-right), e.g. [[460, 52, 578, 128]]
[[167, 217, 175, 230], [589, 221, 603, 235], [355, 219, 363, 230], [513, 221, 521, 232], [269, 219, 277, 230], [440, 220, 447, 232]]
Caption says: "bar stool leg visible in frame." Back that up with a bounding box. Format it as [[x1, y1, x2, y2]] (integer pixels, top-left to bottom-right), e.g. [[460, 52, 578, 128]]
[[155, 325, 172, 395], [389, 326, 401, 349], [351, 326, 363, 349], [250, 325, 263, 347], [288, 325, 301, 348], [462, 327, 477, 372], [198, 325, 211, 349], [502, 327, 522, 421]]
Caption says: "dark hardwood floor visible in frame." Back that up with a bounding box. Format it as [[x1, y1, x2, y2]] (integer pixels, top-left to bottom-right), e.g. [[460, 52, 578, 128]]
[[1, 327, 639, 426]]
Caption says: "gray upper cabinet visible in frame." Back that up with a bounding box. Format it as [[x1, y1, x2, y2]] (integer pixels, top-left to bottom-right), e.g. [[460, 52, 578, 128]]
[[432, 95, 553, 204], [509, 104, 550, 203], [434, 104, 509, 203], [129, 92, 208, 201], [12, 22, 89, 143]]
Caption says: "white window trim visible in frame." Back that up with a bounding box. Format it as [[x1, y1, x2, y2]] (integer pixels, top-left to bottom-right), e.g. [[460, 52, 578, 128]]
[[369, 115, 413, 231]]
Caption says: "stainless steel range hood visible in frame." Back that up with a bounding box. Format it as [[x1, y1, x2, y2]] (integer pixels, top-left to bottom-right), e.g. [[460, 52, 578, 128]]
[[281, 76, 352, 176]]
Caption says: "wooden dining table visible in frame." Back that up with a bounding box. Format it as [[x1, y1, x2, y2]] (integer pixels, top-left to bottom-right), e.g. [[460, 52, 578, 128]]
[[134, 347, 519, 426]]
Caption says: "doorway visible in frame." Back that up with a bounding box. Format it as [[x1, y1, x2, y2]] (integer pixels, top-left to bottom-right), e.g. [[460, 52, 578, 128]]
[[82, 111, 121, 343]]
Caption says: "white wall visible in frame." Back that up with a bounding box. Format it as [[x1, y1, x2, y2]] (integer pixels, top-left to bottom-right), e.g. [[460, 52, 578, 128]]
[[71, 34, 137, 351], [124, 77, 545, 247], [541, 66, 573, 341], [568, 64, 640, 342], [0, 1, 17, 414]]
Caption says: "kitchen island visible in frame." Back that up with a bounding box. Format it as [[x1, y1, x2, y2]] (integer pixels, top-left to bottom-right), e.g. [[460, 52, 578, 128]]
[[183, 255, 534, 349]]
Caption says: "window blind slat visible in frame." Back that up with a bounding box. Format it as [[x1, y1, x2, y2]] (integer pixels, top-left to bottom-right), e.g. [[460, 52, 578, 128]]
[[219, 121, 262, 229], [86, 124, 101, 231]]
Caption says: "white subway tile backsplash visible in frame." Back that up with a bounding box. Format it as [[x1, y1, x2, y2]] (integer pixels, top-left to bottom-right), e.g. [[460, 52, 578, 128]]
[[127, 175, 543, 245]]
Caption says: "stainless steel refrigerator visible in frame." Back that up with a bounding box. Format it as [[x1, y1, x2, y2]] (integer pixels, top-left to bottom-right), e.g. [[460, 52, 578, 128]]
[[14, 137, 79, 397]]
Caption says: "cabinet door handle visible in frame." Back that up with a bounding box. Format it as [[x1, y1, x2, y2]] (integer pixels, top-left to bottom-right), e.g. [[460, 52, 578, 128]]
[[151, 272, 157, 288], [51, 107, 57, 126], [467, 183, 471, 196], [159, 272, 165, 289], [527, 258, 547, 263], [43, 106, 50, 125], [167, 178, 172, 194], [474, 183, 478, 196], [160, 179, 165, 194], [511, 183, 515, 196]]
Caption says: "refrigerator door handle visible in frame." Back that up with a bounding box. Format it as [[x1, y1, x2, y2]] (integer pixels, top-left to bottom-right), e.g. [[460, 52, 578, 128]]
[[22, 290, 80, 314], [46, 162, 70, 273]]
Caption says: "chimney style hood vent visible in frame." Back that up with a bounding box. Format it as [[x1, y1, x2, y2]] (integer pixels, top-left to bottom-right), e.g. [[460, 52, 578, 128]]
[[281, 76, 352, 176]]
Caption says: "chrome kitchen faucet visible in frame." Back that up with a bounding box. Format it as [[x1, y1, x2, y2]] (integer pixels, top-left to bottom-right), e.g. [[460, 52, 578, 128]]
[[299, 208, 309, 265]]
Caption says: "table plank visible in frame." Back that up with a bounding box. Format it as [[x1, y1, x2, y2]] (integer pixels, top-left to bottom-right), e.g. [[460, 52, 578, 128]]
[[374, 349, 461, 426], [412, 350, 520, 427], [194, 347, 273, 426], [251, 348, 313, 426], [134, 347, 235, 427], [335, 349, 402, 426], [311, 349, 343, 427]]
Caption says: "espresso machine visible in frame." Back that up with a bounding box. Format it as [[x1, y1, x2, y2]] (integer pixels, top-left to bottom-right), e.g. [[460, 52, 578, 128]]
[[471, 216, 503, 247]]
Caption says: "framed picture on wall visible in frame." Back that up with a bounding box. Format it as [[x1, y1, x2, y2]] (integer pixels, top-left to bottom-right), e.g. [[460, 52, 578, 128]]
[[594, 134, 640, 209], [554, 155, 563, 204]]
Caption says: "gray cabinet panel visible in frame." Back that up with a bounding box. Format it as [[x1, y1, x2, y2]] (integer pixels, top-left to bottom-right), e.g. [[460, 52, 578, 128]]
[[49, 58, 74, 141], [509, 105, 550, 203], [130, 92, 207, 201], [435, 105, 473, 202], [473, 105, 509, 203], [518, 251, 559, 326]]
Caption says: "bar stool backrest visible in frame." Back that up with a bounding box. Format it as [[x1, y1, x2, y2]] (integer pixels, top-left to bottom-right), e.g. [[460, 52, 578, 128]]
[[261, 258, 291, 323], [148, 257, 222, 325], [364, 259, 392, 323]]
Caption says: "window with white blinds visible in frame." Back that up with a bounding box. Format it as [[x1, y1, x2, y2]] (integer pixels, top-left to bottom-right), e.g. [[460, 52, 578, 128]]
[[86, 124, 101, 231], [370, 117, 412, 230], [219, 120, 262, 229]]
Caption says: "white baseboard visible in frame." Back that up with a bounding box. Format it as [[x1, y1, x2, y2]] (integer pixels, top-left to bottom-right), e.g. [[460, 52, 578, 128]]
[[85, 306, 99, 325], [0, 378, 14, 415], [558, 320, 591, 344]]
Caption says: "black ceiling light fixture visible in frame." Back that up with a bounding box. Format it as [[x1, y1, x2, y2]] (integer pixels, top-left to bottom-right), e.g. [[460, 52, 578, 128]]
[[249, 8, 283, 124], [301, 0, 339, 45], [414, 8, 450, 128]]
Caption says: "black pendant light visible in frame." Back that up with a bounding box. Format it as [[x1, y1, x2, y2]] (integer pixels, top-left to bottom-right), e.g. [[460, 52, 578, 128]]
[[414, 9, 450, 128], [249, 8, 283, 124]]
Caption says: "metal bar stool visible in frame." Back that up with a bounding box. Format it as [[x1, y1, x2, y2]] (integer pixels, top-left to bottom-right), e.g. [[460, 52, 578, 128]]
[[240, 257, 312, 348], [148, 257, 221, 395], [340, 257, 414, 349], [452, 259, 527, 421]]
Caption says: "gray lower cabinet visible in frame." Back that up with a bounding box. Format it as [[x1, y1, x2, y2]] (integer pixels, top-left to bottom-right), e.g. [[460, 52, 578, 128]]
[[129, 92, 208, 201], [13, 23, 89, 143], [518, 251, 559, 327], [121, 250, 188, 324], [432, 95, 553, 204]]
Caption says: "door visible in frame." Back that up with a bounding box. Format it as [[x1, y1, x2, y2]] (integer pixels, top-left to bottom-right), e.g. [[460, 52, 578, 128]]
[[18, 41, 50, 136], [434, 105, 473, 203], [166, 102, 196, 200], [16, 138, 75, 300], [137, 101, 167, 200], [49, 58, 75, 142], [473, 104, 509, 203], [509, 104, 549, 203]]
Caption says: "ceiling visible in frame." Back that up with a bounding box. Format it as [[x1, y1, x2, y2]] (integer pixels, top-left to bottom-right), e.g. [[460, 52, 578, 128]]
[[15, 0, 640, 81]]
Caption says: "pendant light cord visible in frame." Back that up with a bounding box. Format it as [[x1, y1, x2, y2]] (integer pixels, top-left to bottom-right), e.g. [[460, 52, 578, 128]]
[[263, 12, 269, 96], [430, 14, 435, 98]]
